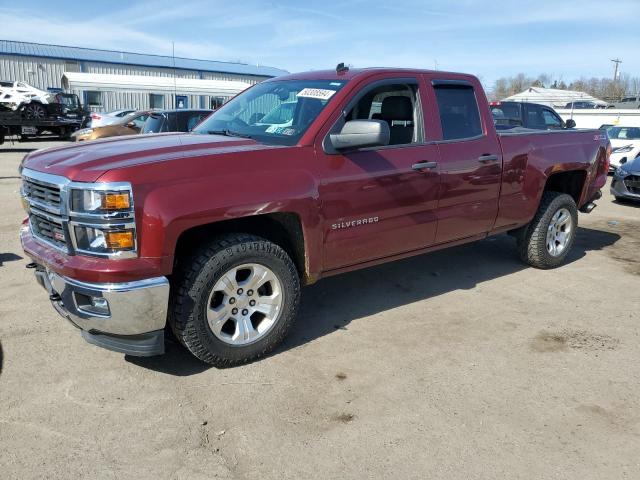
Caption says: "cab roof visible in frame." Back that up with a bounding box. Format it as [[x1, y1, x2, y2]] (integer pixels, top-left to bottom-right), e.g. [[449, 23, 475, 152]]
[[268, 67, 477, 83]]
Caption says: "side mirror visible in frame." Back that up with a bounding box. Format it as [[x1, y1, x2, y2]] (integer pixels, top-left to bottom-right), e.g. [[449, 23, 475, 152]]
[[125, 121, 137, 129], [565, 119, 576, 129], [330, 120, 390, 150]]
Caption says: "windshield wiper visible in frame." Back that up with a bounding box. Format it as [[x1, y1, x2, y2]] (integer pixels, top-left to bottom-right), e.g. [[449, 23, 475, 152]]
[[207, 129, 252, 139]]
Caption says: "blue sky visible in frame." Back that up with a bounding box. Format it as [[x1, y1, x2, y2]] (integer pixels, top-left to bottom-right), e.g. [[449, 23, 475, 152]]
[[2, 0, 639, 89]]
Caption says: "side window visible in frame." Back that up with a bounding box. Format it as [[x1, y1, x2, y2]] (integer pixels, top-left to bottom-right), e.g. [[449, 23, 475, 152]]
[[542, 109, 563, 129], [525, 104, 546, 130], [86, 91, 102, 107], [149, 94, 164, 109], [433, 84, 482, 140], [345, 82, 421, 146]]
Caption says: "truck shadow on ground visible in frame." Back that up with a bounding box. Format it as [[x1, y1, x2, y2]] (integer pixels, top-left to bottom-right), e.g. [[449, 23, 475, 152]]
[[613, 198, 640, 209], [0, 252, 23, 266], [127, 226, 620, 376]]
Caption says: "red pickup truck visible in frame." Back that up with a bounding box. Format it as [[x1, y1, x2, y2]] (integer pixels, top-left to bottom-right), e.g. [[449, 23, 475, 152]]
[[19, 66, 609, 366]]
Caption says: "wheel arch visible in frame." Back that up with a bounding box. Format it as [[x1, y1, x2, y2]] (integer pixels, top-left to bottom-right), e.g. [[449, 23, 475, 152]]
[[542, 169, 587, 205], [173, 212, 311, 284]]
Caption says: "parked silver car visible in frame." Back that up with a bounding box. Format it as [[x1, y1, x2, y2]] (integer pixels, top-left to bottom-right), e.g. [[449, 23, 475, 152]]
[[611, 156, 640, 202]]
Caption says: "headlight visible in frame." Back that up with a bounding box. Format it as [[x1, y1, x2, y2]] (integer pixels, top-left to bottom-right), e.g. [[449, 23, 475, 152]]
[[67, 182, 136, 258], [70, 188, 132, 214], [73, 225, 136, 255], [616, 164, 630, 176], [613, 145, 634, 153]]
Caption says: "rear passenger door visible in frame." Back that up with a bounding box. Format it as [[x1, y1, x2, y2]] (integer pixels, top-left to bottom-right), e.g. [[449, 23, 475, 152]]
[[428, 78, 502, 243]]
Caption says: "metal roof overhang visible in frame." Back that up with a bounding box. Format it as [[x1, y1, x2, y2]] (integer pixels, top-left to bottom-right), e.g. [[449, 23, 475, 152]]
[[62, 72, 253, 96]]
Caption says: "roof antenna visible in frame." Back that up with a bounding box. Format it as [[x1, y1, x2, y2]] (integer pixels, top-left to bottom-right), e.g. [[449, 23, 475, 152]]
[[336, 62, 349, 74]]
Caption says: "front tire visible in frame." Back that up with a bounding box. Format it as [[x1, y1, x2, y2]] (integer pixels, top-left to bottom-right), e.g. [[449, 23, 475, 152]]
[[169, 234, 300, 367], [518, 192, 578, 269]]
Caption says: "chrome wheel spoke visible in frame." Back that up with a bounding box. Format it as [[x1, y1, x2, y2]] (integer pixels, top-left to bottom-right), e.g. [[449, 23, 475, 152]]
[[235, 316, 258, 342], [254, 292, 281, 316], [207, 305, 231, 335], [244, 265, 273, 291], [218, 272, 237, 296]]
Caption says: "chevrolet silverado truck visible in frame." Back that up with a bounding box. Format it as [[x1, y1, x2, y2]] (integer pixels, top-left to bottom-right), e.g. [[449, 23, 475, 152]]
[[19, 66, 610, 366]]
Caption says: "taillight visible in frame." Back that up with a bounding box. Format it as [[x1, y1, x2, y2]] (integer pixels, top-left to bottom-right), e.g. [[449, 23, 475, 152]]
[[90, 113, 101, 120], [604, 143, 611, 173]]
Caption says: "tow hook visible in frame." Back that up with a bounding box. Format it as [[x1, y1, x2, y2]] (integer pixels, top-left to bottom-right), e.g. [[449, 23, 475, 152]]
[[49, 293, 62, 302], [26, 262, 37, 269]]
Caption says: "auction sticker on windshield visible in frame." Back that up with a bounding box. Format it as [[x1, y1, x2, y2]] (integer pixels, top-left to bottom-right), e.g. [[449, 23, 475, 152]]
[[297, 88, 336, 100]]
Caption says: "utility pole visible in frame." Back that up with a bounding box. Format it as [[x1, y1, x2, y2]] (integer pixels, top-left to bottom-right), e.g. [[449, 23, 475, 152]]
[[611, 58, 622, 82]]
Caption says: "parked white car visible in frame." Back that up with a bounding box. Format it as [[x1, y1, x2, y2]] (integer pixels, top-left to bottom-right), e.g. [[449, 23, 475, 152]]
[[0, 81, 53, 111], [606, 126, 640, 169], [85, 109, 136, 128]]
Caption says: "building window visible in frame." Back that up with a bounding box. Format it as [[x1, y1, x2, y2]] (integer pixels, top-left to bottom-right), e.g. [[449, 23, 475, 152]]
[[211, 97, 227, 109], [150, 94, 164, 109], [86, 91, 102, 107]]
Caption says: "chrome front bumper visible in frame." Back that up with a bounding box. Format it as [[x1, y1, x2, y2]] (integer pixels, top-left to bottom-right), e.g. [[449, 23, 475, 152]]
[[32, 265, 169, 356], [611, 173, 640, 201]]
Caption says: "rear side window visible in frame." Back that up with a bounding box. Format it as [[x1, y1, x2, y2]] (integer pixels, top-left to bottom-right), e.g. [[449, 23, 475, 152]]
[[434, 84, 482, 140]]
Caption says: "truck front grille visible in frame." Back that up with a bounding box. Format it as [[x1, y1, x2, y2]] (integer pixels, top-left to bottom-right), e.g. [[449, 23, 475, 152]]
[[624, 175, 640, 194], [30, 213, 67, 250], [22, 178, 62, 213]]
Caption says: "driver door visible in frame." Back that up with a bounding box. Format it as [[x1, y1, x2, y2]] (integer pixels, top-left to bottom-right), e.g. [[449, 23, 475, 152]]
[[316, 77, 441, 271]]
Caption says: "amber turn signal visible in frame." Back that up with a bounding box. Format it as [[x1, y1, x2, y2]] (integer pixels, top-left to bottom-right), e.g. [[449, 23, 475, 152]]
[[104, 230, 135, 249], [101, 192, 131, 210]]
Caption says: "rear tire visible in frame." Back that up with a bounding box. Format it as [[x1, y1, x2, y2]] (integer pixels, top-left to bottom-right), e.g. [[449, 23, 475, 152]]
[[169, 234, 300, 367], [23, 102, 46, 120], [518, 192, 578, 269]]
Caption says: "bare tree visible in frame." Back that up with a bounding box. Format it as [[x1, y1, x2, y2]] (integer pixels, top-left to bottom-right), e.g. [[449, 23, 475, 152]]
[[491, 72, 640, 101]]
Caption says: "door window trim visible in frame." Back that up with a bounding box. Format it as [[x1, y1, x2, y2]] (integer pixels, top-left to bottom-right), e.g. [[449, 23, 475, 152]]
[[322, 77, 425, 155]]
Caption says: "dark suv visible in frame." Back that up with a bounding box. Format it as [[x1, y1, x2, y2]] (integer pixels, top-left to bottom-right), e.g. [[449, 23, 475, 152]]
[[490, 102, 574, 131], [141, 109, 212, 134]]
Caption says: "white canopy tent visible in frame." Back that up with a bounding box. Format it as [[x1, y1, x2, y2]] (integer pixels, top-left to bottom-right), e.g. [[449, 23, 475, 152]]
[[62, 72, 252, 97], [502, 87, 607, 109]]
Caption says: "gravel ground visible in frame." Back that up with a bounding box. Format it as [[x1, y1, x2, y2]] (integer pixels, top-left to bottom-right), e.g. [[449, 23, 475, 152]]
[[1, 139, 639, 479]]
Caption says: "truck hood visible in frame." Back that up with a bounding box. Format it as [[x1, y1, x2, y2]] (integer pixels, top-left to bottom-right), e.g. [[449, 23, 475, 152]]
[[22, 133, 278, 182]]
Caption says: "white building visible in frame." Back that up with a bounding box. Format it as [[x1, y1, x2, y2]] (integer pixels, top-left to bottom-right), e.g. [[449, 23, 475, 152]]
[[0, 39, 288, 111]]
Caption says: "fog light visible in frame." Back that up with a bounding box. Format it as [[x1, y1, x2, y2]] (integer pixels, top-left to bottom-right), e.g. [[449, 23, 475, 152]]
[[74, 292, 110, 316]]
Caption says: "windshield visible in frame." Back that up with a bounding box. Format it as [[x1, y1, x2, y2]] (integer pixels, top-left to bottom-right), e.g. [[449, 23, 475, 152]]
[[607, 126, 640, 140], [56, 94, 79, 109], [193, 79, 347, 145], [142, 114, 166, 133], [116, 112, 149, 128]]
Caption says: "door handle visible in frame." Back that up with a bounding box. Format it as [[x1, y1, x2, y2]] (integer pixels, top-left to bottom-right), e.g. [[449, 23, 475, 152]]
[[478, 154, 499, 164], [412, 161, 438, 171]]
